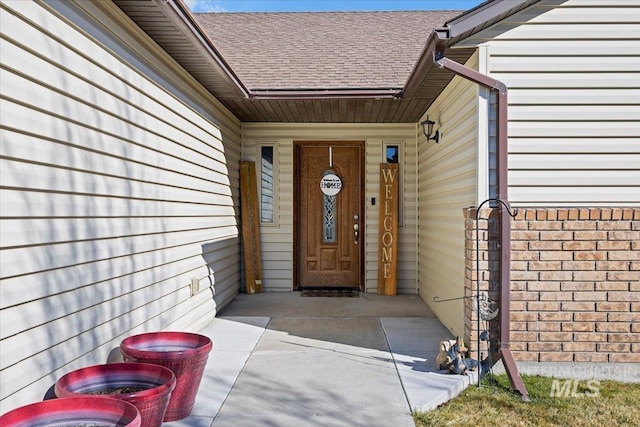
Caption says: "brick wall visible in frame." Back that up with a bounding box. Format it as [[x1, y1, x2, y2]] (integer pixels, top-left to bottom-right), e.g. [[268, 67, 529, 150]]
[[464, 207, 640, 363]]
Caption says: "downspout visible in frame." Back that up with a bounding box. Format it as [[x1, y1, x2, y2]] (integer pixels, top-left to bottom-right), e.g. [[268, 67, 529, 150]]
[[432, 33, 529, 400]]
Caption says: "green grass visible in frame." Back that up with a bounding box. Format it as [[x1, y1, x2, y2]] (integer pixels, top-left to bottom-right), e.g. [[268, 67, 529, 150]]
[[413, 374, 640, 427]]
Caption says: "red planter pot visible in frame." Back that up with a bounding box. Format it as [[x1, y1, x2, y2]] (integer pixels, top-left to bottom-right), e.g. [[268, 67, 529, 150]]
[[0, 396, 141, 427], [120, 331, 212, 421], [55, 362, 175, 427]]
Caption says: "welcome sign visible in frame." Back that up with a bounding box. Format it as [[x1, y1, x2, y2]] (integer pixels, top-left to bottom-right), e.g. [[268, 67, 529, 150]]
[[378, 163, 398, 295]]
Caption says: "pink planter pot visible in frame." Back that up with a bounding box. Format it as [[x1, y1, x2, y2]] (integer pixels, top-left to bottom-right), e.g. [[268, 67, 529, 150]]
[[55, 362, 175, 427], [0, 396, 141, 427], [120, 331, 212, 421]]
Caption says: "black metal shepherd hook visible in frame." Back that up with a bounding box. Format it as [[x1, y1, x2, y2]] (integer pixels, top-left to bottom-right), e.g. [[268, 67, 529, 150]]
[[433, 199, 518, 386], [474, 198, 517, 386]]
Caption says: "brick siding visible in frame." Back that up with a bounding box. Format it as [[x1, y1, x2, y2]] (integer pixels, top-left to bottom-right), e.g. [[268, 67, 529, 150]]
[[464, 207, 640, 363]]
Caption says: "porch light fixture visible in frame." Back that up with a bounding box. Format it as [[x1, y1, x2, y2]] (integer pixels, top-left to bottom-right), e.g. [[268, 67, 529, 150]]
[[420, 118, 440, 143]]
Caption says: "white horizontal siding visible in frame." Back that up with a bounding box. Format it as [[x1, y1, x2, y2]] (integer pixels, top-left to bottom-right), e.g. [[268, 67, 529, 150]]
[[417, 52, 479, 337], [0, 1, 241, 412], [484, 40, 639, 57], [510, 88, 640, 105], [498, 73, 639, 89], [242, 123, 417, 294], [470, 24, 640, 41], [509, 139, 639, 154], [509, 105, 640, 121], [508, 121, 640, 138], [509, 170, 640, 186], [456, 0, 640, 207], [490, 56, 639, 73], [508, 187, 639, 204]]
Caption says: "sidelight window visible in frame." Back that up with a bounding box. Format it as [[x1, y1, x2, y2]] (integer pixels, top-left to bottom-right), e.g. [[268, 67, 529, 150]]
[[260, 145, 275, 224], [383, 142, 403, 226]]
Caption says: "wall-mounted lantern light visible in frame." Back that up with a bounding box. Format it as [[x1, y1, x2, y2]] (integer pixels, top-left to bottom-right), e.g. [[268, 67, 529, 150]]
[[420, 117, 440, 143]]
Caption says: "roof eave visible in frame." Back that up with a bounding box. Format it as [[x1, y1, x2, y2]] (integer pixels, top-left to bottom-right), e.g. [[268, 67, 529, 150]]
[[160, 0, 250, 97], [402, 0, 541, 101], [114, 0, 249, 99], [445, 0, 542, 44], [401, 28, 449, 100]]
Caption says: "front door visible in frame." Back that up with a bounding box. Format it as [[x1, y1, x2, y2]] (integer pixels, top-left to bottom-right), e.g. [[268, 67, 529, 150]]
[[295, 142, 364, 289]]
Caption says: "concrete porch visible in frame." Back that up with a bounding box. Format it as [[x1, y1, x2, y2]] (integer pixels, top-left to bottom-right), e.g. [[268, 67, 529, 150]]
[[165, 292, 478, 427]]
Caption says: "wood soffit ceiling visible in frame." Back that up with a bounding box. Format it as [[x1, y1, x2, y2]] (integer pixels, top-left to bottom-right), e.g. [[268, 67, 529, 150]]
[[115, 1, 475, 124]]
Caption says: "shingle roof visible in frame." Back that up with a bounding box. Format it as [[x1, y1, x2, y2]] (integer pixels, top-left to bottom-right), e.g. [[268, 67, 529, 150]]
[[194, 11, 461, 91], [113, 1, 479, 122]]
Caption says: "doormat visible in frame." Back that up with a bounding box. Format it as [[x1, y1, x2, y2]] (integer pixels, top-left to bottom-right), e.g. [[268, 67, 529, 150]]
[[300, 289, 359, 298]]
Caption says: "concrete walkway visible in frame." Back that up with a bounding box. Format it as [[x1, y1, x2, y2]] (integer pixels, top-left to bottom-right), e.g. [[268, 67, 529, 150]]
[[165, 292, 477, 427], [163, 292, 640, 427]]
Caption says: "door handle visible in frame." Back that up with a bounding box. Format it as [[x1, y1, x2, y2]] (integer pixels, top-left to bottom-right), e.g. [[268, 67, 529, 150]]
[[354, 223, 359, 245]]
